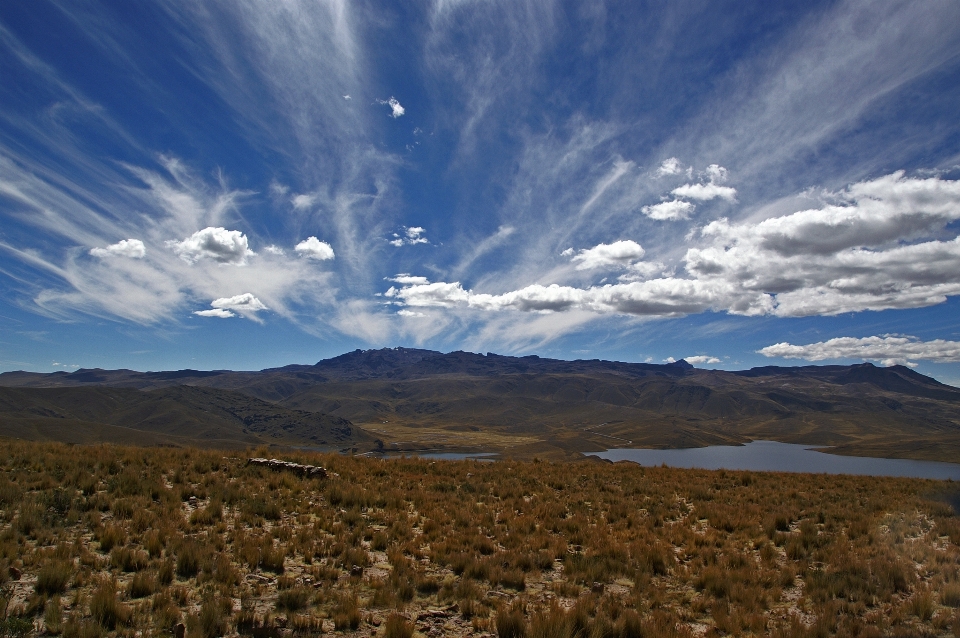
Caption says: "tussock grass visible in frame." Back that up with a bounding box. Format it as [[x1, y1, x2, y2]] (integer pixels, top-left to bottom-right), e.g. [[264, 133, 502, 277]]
[[0, 440, 957, 636]]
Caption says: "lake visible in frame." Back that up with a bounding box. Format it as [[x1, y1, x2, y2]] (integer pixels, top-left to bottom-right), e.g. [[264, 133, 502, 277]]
[[592, 440, 960, 480]]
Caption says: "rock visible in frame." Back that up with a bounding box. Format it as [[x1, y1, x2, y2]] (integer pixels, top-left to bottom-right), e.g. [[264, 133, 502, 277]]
[[350, 565, 364, 577], [174, 622, 186, 638], [591, 582, 605, 593], [246, 458, 327, 479], [8, 566, 21, 580]]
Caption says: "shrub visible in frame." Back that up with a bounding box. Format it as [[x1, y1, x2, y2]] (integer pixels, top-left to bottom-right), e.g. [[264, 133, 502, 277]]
[[90, 580, 126, 630], [276, 587, 311, 612], [190, 597, 230, 638], [384, 613, 414, 638], [128, 572, 156, 599], [176, 542, 201, 578], [36, 561, 72, 596], [496, 605, 527, 638], [941, 583, 960, 608], [332, 594, 361, 631]]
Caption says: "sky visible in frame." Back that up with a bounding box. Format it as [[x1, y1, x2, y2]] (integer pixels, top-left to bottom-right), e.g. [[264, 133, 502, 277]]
[[2, 1, 960, 384]]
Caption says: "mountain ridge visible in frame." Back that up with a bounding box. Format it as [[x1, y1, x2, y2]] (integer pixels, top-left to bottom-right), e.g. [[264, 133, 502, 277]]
[[1, 348, 959, 461]]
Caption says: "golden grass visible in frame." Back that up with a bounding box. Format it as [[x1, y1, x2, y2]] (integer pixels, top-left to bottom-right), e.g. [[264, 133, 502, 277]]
[[0, 439, 957, 637]]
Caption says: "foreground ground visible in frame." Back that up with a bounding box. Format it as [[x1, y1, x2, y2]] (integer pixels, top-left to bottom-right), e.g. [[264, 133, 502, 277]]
[[1, 440, 959, 637]]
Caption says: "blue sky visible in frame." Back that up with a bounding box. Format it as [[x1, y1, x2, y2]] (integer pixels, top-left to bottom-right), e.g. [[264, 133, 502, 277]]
[[3, 1, 960, 384]]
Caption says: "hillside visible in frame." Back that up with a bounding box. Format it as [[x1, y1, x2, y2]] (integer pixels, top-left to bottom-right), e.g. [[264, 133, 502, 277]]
[[2, 348, 959, 460], [0, 385, 373, 450]]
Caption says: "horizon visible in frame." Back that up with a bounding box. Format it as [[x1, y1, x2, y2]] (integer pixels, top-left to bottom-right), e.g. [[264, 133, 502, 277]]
[[7, 346, 957, 391], [3, 2, 960, 386]]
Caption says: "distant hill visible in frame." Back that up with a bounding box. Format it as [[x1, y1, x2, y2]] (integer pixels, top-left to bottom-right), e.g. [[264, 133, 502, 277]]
[[2, 348, 959, 461], [0, 384, 373, 450]]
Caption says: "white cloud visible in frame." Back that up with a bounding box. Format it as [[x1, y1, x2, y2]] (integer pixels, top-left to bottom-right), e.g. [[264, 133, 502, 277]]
[[397, 309, 425, 317], [167, 227, 253, 265], [641, 200, 695, 221], [704, 164, 728, 183], [291, 194, 315, 210], [686, 355, 721, 364], [655, 157, 684, 177], [388, 274, 431, 285], [89, 239, 146, 259], [758, 335, 960, 367], [194, 308, 235, 318], [671, 182, 738, 202], [263, 245, 285, 255], [571, 240, 645, 270], [211, 293, 268, 312], [384, 173, 960, 320], [380, 97, 405, 118], [389, 226, 429, 247], [294, 237, 335, 260]]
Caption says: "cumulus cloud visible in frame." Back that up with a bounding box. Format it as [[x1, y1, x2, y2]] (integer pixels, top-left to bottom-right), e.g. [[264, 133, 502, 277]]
[[294, 237, 335, 260], [383, 172, 960, 320], [211, 293, 268, 312], [571, 240, 645, 270], [641, 200, 695, 221], [89, 239, 146, 259], [195, 293, 268, 320], [384, 277, 756, 316], [194, 308, 235, 318], [758, 335, 960, 367], [397, 309, 425, 317], [686, 355, 721, 364], [671, 182, 738, 202], [379, 97, 405, 118], [263, 245, 285, 255], [655, 157, 685, 177], [704, 164, 728, 183], [389, 226, 429, 247], [167, 227, 253, 265]]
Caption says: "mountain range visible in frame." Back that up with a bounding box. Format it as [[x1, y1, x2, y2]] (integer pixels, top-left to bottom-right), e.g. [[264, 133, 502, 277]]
[[2, 348, 959, 461]]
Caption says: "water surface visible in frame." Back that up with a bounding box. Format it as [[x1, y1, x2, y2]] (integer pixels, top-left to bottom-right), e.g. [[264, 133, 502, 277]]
[[592, 440, 960, 480]]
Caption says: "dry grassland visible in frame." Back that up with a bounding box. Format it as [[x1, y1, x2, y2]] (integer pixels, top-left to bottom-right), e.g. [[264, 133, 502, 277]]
[[1, 440, 959, 638]]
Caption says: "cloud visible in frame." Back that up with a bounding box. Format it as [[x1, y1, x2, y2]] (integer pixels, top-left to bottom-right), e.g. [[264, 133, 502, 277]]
[[397, 309, 425, 317], [294, 237, 335, 260], [655, 157, 685, 177], [384, 277, 753, 316], [641, 200, 695, 221], [379, 97, 405, 118], [263, 245, 285, 255], [686, 355, 721, 364], [89, 239, 146, 259], [388, 274, 431, 285], [384, 172, 960, 320], [194, 308, 235, 318], [758, 335, 960, 367], [389, 226, 429, 247], [211, 293, 268, 313], [571, 240, 645, 270], [291, 194, 315, 210], [167, 227, 253, 265], [194, 293, 267, 320], [704, 164, 728, 183], [671, 182, 737, 202]]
